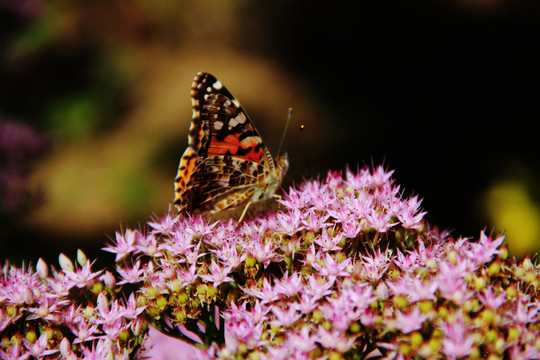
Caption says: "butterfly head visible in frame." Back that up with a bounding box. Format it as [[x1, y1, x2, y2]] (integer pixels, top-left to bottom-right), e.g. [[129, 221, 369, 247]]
[[276, 153, 289, 175], [274, 152, 289, 187]]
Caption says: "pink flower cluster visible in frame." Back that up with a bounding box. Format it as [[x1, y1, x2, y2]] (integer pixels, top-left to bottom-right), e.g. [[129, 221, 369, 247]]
[[0, 251, 146, 359], [2, 165, 539, 359], [108, 166, 539, 359]]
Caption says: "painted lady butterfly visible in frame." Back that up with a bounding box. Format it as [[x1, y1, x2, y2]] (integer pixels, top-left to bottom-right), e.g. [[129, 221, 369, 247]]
[[174, 72, 289, 222]]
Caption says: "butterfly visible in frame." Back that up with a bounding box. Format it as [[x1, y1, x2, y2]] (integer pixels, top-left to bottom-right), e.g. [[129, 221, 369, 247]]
[[174, 72, 289, 222]]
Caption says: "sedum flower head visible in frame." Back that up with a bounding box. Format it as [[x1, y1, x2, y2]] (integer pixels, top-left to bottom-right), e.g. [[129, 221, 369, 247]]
[[2, 165, 540, 359], [118, 166, 539, 359], [0, 252, 147, 359]]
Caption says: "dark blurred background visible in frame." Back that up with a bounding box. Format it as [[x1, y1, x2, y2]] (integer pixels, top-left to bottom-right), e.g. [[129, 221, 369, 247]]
[[1, 0, 539, 268]]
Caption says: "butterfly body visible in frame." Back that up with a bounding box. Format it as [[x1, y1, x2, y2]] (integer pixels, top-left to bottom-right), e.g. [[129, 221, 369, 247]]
[[174, 72, 288, 220]]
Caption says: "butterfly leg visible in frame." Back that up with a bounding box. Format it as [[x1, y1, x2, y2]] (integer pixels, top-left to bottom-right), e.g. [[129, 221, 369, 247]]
[[237, 201, 253, 223]]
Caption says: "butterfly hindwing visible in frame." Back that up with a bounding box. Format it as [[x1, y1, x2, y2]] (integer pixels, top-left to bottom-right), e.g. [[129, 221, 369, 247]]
[[180, 155, 260, 213]]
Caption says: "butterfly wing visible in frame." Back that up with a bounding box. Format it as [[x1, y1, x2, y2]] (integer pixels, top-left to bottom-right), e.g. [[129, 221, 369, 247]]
[[178, 156, 264, 214]]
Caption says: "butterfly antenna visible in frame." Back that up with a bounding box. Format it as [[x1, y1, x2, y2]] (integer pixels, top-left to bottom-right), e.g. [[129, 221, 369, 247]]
[[278, 107, 293, 155]]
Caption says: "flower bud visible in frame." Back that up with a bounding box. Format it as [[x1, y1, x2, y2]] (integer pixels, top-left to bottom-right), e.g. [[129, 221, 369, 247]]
[[411, 332, 423, 347], [376, 282, 389, 300], [25, 329, 37, 343], [59, 337, 71, 356], [58, 253, 74, 272], [77, 249, 87, 267], [156, 295, 168, 309], [131, 317, 148, 336], [488, 262, 500, 276], [83, 304, 95, 319], [101, 270, 116, 289], [119, 329, 130, 341], [23, 287, 34, 304], [507, 327, 521, 341], [36, 258, 48, 279]]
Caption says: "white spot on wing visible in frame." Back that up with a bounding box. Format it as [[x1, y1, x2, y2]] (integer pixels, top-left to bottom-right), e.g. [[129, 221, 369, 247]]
[[213, 80, 223, 90], [229, 117, 239, 129], [228, 114, 246, 129], [214, 121, 224, 130]]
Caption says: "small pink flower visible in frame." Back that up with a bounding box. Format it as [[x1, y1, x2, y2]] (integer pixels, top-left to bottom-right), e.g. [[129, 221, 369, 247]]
[[304, 274, 334, 300], [316, 327, 355, 352], [277, 186, 307, 209], [244, 234, 278, 267], [285, 327, 316, 353], [274, 273, 303, 297], [393, 248, 419, 271], [437, 262, 472, 305], [295, 293, 319, 314], [302, 210, 330, 232], [62, 261, 103, 289], [23, 332, 58, 358], [511, 300, 539, 325], [199, 260, 233, 286], [345, 165, 371, 190], [178, 263, 199, 287], [366, 209, 396, 233], [311, 252, 351, 281], [211, 241, 246, 268], [464, 232, 504, 265], [160, 231, 194, 254], [312, 230, 343, 252], [226, 318, 263, 349], [270, 305, 301, 327], [147, 212, 180, 234], [440, 312, 475, 359], [341, 219, 362, 238], [103, 230, 139, 261], [397, 195, 426, 229], [184, 216, 217, 237], [277, 208, 305, 235], [242, 278, 280, 304], [69, 319, 101, 344], [478, 288, 506, 309], [121, 293, 146, 320], [407, 276, 438, 302], [369, 166, 394, 187], [116, 260, 145, 285], [135, 233, 162, 257], [393, 307, 429, 334], [361, 249, 390, 282]]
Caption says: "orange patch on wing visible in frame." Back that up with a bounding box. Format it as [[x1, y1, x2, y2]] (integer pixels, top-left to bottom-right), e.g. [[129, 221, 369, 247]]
[[208, 134, 263, 162], [175, 147, 198, 201], [207, 134, 239, 156]]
